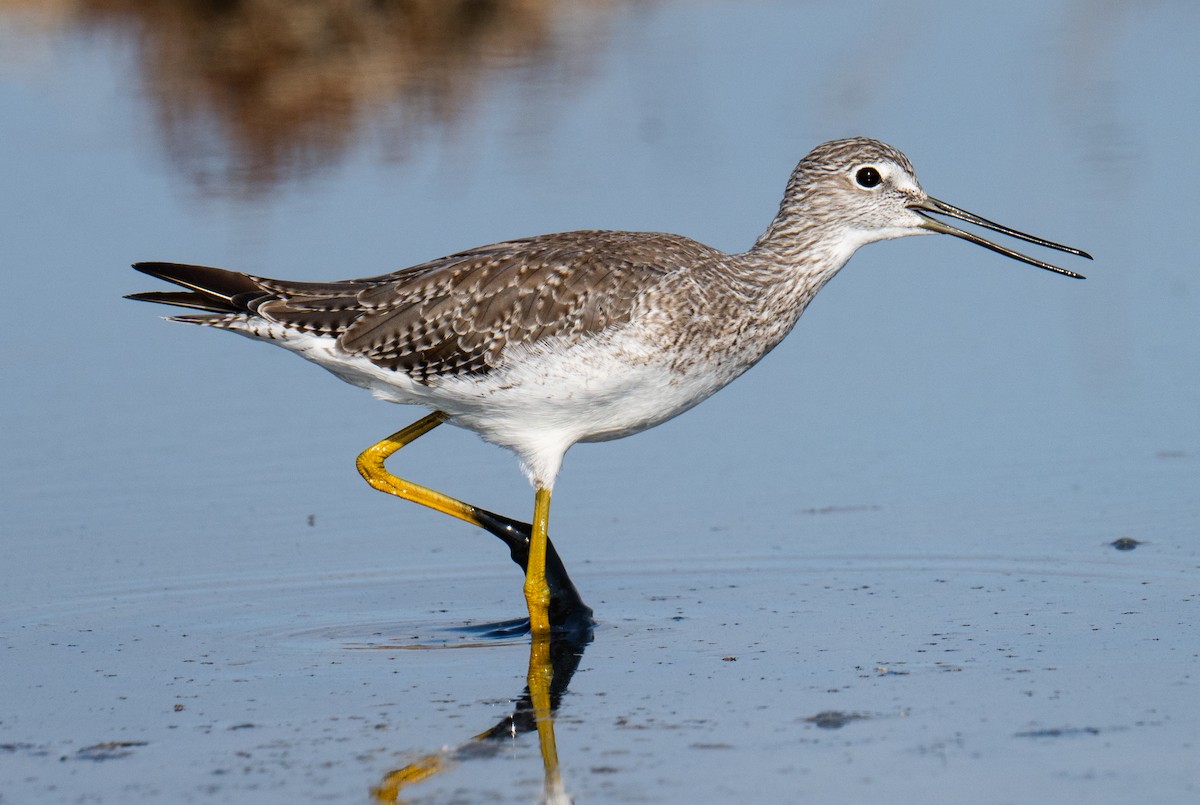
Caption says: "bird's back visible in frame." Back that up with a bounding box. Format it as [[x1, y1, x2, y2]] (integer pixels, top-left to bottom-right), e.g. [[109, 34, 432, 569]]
[[133, 229, 730, 385]]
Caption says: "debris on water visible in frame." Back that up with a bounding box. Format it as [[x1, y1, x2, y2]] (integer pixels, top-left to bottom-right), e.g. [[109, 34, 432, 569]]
[[73, 741, 148, 761], [2, 742, 48, 757], [1014, 726, 1100, 738], [804, 711, 870, 729], [875, 665, 910, 676], [798, 504, 882, 516]]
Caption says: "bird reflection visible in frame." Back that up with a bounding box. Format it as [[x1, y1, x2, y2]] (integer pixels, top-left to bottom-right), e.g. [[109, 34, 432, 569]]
[[373, 518, 593, 803]]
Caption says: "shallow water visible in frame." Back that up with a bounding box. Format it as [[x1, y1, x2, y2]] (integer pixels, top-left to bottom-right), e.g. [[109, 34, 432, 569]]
[[2, 1, 1198, 802]]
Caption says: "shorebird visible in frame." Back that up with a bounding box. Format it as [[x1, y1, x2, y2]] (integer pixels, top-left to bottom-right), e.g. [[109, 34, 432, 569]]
[[129, 137, 1090, 635]]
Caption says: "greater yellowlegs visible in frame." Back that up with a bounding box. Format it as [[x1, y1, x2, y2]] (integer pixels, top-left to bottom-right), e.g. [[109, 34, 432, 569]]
[[129, 137, 1090, 635]]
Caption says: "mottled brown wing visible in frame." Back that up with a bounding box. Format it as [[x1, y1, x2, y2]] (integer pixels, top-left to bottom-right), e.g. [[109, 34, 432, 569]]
[[332, 231, 713, 381]]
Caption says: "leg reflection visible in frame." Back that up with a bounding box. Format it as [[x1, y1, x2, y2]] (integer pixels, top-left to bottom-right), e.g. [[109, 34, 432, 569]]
[[528, 633, 562, 801], [373, 626, 592, 802]]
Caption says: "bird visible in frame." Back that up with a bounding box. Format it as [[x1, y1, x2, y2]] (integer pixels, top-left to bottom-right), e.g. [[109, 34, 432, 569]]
[[128, 137, 1091, 636]]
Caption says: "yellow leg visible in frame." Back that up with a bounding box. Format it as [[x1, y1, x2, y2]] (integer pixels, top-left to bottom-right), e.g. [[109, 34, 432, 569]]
[[356, 411, 487, 528], [357, 412, 557, 636], [524, 487, 552, 636]]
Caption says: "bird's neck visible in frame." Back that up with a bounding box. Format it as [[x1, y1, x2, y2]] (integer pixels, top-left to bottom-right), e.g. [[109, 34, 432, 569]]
[[744, 190, 861, 293]]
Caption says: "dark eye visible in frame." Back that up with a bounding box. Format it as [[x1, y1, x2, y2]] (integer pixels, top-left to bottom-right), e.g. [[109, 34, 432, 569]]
[[856, 166, 882, 188]]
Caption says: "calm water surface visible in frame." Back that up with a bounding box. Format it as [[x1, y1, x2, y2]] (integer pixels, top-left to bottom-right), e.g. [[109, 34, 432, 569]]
[[1, 1, 1197, 802]]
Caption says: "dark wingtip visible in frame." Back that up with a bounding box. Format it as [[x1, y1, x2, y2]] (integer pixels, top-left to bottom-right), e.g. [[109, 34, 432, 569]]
[[129, 261, 264, 312]]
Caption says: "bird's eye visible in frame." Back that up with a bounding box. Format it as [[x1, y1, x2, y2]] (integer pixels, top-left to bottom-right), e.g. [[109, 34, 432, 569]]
[[855, 166, 882, 188]]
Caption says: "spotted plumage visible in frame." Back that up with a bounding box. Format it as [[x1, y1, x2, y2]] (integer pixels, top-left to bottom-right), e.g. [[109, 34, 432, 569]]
[[134, 232, 725, 381]]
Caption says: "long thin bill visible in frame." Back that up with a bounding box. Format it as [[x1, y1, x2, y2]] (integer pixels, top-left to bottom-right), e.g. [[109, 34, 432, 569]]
[[913, 196, 1091, 279]]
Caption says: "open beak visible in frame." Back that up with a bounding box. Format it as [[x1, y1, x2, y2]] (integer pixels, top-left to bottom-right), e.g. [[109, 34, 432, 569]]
[[911, 196, 1091, 279]]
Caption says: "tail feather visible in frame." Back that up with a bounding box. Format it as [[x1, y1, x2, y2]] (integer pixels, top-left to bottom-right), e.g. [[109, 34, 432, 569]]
[[128, 261, 370, 338], [127, 262, 266, 314], [124, 290, 234, 313]]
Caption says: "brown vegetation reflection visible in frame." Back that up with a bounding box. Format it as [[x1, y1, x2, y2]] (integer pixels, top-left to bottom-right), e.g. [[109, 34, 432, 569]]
[[5, 0, 626, 196]]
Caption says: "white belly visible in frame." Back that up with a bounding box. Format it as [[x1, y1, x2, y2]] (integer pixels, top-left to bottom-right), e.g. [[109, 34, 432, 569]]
[[275, 324, 742, 487]]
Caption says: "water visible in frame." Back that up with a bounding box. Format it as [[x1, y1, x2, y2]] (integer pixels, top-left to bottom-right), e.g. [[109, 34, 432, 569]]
[[1, 1, 1197, 802]]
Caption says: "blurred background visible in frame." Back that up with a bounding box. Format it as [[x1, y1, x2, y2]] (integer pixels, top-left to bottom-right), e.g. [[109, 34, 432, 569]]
[[1, 1, 1197, 802]]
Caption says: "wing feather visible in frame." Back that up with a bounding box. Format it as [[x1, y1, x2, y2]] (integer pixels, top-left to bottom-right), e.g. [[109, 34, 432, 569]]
[[131, 231, 721, 383]]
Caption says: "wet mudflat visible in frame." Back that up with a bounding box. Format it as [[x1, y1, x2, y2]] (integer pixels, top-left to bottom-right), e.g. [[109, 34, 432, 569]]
[[5, 550, 1194, 802], [2, 2, 1197, 802]]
